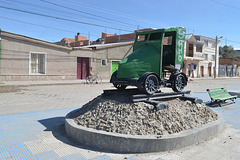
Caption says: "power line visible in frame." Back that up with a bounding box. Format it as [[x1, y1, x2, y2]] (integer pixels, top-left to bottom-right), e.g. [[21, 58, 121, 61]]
[[60, 0, 169, 28], [209, 0, 240, 10], [40, 0, 138, 29], [224, 39, 240, 44], [0, 5, 133, 32], [0, 16, 99, 37], [0, 0, 77, 18], [0, 0, 137, 30]]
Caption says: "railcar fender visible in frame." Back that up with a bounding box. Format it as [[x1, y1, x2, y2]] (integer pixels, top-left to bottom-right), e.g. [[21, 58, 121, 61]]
[[110, 70, 118, 83]]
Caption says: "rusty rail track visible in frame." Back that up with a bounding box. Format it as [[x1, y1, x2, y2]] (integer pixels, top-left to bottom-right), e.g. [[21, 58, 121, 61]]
[[103, 89, 203, 110]]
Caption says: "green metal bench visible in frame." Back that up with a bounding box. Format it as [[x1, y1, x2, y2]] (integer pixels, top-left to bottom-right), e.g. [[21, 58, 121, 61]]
[[206, 87, 237, 107]]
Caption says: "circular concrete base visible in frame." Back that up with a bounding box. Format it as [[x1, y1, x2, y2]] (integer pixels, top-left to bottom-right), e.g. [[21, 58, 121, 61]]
[[65, 109, 225, 153]]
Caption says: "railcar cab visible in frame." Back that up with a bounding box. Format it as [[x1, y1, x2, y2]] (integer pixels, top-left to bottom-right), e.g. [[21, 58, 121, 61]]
[[110, 27, 188, 94]]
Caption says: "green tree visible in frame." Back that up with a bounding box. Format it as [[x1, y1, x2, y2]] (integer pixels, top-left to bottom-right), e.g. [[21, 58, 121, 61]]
[[219, 45, 236, 58], [234, 55, 240, 60]]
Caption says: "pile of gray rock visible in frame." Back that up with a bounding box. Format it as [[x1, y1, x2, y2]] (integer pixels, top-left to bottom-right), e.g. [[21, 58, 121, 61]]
[[73, 93, 218, 136]]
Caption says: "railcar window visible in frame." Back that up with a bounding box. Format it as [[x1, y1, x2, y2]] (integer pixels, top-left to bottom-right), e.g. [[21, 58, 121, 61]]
[[137, 34, 148, 41], [163, 36, 173, 45], [149, 33, 162, 41]]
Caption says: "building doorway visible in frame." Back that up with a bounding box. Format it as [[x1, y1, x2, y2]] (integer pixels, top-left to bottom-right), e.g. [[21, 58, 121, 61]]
[[77, 57, 89, 79], [200, 66, 204, 77], [208, 66, 212, 77]]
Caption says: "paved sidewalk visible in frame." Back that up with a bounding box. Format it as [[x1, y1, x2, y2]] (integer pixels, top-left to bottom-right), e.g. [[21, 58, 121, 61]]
[[0, 80, 109, 87], [0, 77, 239, 87], [0, 90, 240, 159]]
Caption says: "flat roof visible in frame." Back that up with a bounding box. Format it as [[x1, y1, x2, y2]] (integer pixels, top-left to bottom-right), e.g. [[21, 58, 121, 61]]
[[74, 41, 134, 50]]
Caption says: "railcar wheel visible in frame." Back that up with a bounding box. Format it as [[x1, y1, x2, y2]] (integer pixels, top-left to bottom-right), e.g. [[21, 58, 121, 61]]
[[142, 74, 159, 95], [172, 74, 186, 92]]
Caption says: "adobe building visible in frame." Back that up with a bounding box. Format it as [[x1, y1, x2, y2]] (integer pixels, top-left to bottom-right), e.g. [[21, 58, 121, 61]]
[[0, 30, 95, 81], [0, 29, 229, 82], [55, 33, 90, 47], [55, 28, 154, 48], [76, 41, 133, 80]]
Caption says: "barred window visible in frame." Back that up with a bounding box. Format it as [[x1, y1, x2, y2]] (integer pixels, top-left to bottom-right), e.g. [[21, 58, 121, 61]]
[[30, 53, 46, 74], [101, 59, 107, 66]]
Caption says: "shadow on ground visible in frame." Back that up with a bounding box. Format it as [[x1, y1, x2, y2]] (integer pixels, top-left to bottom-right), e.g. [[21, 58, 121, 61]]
[[38, 117, 114, 153], [229, 91, 240, 98]]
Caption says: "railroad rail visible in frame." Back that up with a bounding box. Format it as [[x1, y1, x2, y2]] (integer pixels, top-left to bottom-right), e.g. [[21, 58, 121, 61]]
[[103, 89, 203, 110], [132, 90, 191, 102]]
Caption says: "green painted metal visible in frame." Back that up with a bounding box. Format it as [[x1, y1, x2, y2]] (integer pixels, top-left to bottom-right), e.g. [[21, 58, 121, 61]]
[[173, 27, 186, 70], [111, 61, 119, 75], [207, 87, 237, 102], [117, 45, 160, 79], [117, 27, 186, 79]]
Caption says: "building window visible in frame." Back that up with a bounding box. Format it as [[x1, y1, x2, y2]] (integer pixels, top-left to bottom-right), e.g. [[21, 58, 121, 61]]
[[204, 40, 208, 47], [30, 52, 46, 74], [212, 42, 215, 48], [211, 55, 215, 61], [203, 54, 208, 60], [196, 44, 203, 52], [187, 44, 194, 57], [101, 59, 107, 65]]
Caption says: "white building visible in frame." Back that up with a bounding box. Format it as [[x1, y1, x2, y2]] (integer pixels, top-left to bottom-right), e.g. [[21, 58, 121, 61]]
[[183, 34, 220, 78]]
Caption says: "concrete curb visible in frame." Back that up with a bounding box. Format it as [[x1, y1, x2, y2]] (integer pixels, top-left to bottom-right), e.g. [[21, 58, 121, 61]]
[[65, 109, 225, 153], [0, 81, 109, 87]]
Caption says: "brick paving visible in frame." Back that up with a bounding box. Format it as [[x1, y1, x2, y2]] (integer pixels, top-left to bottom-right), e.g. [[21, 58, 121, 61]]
[[0, 78, 240, 159], [0, 83, 112, 115]]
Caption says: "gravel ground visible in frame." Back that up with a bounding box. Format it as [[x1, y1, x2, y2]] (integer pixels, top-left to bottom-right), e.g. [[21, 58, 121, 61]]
[[73, 91, 218, 136]]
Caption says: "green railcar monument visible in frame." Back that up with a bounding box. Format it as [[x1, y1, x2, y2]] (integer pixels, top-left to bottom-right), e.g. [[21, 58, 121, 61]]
[[110, 27, 188, 94]]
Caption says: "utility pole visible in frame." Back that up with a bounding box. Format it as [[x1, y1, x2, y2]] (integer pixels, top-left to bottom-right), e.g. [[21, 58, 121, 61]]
[[214, 36, 218, 79], [118, 29, 121, 42], [214, 36, 223, 78], [0, 29, 1, 75]]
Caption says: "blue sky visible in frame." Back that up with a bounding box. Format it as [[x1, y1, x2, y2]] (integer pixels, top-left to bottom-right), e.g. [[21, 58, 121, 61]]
[[0, 0, 240, 48]]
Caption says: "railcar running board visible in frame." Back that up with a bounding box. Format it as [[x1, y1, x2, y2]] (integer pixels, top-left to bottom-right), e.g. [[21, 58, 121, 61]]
[[132, 90, 191, 102]]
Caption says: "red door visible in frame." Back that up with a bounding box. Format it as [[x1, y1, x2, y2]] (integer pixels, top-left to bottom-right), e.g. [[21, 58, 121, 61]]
[[77, 57, 89, 79], [77, 58, 82, 79], [82, 58, 89, 79]]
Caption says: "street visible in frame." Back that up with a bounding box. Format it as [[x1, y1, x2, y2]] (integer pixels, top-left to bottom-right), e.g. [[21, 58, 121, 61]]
[[0, 78, 240, 115], [0, 78, 240, 160]]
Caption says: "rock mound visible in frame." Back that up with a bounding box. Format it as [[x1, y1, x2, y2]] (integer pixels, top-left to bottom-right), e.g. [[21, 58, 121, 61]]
[[73, 92, 218, 136]]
